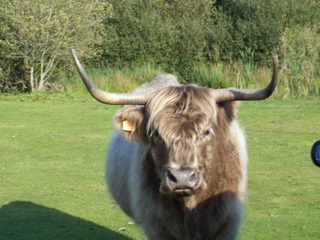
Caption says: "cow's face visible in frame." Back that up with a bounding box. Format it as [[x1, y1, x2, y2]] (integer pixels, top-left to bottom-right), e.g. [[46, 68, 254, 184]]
[[146, 86, 217, 197], [114, 86, 238, 198]]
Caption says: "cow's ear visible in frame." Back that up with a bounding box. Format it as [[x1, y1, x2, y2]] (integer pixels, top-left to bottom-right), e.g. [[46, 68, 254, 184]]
[[113, 106, 147, 142]]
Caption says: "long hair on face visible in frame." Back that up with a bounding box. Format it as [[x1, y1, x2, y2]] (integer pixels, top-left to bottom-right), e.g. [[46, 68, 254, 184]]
[[145, 85, 218, 140]]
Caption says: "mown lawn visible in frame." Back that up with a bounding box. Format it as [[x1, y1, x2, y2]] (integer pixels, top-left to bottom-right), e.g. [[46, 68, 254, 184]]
[[0, 98, 319, 239]]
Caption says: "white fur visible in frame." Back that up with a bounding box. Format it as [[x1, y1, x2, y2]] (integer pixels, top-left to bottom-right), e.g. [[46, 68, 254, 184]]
[[229, 120, 248, 201]]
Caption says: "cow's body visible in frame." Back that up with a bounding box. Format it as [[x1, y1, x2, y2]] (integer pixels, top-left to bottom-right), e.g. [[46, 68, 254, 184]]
[[106, 75, 247, 240]]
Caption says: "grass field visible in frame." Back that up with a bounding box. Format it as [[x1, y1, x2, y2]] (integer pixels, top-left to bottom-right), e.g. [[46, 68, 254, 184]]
[[0, 98, 319, 240]]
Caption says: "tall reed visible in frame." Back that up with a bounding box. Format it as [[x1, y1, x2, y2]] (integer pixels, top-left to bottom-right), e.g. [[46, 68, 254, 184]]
[[279, 26, 320, 98], [64, 59, 319, 99], [61, 64, 164, 93]]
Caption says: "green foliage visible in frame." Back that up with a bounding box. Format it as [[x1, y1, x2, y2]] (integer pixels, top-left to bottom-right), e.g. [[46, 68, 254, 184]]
[[102, 0, 283, 69], [0, 0, 319, 97], [103, 0, 214, 75], [213, 0, 282, 63], [280, 0, 320, 29]]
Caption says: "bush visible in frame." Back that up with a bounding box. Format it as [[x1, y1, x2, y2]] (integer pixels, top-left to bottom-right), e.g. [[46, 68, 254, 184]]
[[213, 0, 283, 63], [280, 0, 320, 29], [101, 0, 285, 71], [102, 0, 214, 76]]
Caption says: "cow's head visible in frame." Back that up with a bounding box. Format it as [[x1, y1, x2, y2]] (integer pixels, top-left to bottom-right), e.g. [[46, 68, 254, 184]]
[[71, 49, 278, 199]]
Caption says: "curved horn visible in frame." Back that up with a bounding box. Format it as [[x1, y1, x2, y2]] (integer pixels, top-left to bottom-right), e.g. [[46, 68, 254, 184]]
[[212, 55, 279, 102], [71, 49, 149, 105]]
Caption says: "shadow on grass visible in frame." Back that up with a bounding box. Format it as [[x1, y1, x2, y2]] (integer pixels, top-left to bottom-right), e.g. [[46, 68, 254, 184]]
[[0, 201, 132, 240]]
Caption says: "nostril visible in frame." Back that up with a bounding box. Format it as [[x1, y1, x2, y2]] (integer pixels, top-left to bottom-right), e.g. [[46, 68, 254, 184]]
[[167, 170, 177, 183], [189, 171, 197, 183]]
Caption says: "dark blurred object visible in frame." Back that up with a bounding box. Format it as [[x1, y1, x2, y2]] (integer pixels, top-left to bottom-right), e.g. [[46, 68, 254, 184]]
[[311, 140, 320, 167]]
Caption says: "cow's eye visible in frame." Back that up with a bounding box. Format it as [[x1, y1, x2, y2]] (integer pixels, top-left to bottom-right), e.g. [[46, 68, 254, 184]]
[[202, 128, 214, 139], [150, 130, 162, 142]]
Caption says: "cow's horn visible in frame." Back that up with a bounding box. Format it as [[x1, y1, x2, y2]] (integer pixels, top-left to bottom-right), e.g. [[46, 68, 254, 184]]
[[71, 49, 149, 105], [212, 55, 279, 102]]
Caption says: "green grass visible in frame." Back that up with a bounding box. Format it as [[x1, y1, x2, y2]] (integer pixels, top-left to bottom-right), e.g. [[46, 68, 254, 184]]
[[238, 100, 320, 239], [0, 100, 143, 240], [0, 98, 319, 239]]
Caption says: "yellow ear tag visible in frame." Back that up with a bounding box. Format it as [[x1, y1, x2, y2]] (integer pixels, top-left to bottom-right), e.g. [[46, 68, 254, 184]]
[[122, 120, 134, 132]]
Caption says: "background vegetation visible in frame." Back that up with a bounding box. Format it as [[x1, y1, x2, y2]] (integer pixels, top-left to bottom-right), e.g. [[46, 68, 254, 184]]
[[1, 1, 319, 239], [0, 0, 319, 97], [0, 99, 319, 239]]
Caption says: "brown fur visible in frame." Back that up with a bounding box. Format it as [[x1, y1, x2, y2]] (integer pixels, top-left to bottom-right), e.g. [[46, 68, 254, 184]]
[[107, 83, 247, 239]]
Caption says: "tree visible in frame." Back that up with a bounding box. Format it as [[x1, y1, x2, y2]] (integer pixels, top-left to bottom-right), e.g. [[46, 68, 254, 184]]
[[103, 0, 214, 74], [0, 0, 111, 92]]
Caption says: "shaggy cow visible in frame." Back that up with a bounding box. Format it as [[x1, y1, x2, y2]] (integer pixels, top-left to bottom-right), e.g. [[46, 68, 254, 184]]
[[72, 49, 278, 240]]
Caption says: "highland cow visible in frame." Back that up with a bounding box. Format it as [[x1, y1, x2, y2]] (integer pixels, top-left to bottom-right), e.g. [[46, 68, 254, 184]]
[[72, 49, 278, 240]]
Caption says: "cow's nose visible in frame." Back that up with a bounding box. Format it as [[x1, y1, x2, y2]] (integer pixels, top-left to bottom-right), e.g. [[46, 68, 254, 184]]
[[166, 168, 199, 190]]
